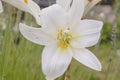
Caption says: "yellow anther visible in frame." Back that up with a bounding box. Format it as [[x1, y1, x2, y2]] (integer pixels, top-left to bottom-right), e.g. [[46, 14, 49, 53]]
[[57, 29, 63, 39], [57, 33, 62, 39], [24, 0, 28, 4]]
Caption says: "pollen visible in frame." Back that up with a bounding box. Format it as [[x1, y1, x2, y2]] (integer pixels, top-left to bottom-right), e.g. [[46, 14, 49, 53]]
[[57, 28, 72, 51], [24, 0, 28, 4]]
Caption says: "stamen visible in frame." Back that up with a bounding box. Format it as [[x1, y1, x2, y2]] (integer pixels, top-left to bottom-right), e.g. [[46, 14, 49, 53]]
[[59, 40, 69, 50], [57, 28, 72, 51], [57, 29, 63, 39], [24, 0, 28, 4]]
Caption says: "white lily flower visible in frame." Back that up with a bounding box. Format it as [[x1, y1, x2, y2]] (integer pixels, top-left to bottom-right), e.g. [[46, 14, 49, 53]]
[[0, 0, 3, 13], [56, 0, 101, 16], [2, 0, 41, 25], [19, 1, 103, 80]]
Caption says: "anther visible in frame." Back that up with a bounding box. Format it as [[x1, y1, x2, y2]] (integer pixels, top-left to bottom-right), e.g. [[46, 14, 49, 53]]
[[24, 0, 28, 4]]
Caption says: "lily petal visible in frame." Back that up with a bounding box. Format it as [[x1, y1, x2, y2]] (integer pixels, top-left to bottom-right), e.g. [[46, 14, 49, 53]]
[[70, 20, 103, 48], [84, 0, 101, 16], [73, 49, 101, 71], [3, 0, 41, 25], [40, 4, 67, 29], [56, 0, 72, 11], [0, 0, 3, 13], [19, 23, 55, 45], [68, 0, 84, 27], [42, 44, 72, 80], [28, 0, 41, 25]]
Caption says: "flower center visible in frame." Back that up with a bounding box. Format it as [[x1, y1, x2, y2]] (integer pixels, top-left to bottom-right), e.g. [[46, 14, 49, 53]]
[[24, 0, 28, 4], [57, 28, 72, 51]]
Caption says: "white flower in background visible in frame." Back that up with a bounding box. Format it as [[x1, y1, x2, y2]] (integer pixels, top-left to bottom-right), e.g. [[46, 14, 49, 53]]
[[84, 0, 101, 16], [19, 0, 103, 79], [1, 0, 41, 25], [0, 0, 3, 13], [56, 0, 101, 16]]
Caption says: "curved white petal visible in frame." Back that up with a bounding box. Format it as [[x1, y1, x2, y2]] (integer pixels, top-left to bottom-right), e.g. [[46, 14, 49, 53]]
[[84, 0, 101, 16], [28, 0, 41, 25], [40, 4, 68, 29], [73, 49, 102, 71], [19, 23, 55, 45], [42, 44, 72, 80], [46, 77, 54, 80], [71, 33, 101, 48], [0, 0, 3, 13], [56, 0, 72, 11], [68, 0, 84, 27], [70, 20, 103, 48], [3, 0, 41, 25]]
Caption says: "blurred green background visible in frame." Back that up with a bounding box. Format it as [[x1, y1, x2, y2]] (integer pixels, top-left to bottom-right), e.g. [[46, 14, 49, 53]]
[[0, 0, 120, 80]]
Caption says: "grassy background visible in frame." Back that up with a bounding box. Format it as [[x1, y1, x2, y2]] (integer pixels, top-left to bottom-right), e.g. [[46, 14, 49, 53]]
[[0, 0, 120, 80]]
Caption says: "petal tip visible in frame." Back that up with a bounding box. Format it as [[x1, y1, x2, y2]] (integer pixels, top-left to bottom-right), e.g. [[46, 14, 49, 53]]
[[98, 21, 104, 30], [19, 23, 26, 31], [46, 76, 54, 80], [100, 21, 104, 26], [98, 63, 102, 71], [96, 67, 102, 71], [36, 19, 41, 26], [95, 60, 102, 71]]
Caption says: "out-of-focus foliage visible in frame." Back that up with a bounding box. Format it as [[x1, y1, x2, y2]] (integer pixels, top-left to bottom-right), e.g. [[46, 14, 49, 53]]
[[100, 0, 120, 46], [101, 22, 112, 43], [101, 0, 115, 5]]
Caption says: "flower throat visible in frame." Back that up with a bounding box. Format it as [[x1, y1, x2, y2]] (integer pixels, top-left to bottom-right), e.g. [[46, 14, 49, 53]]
[[57, 28, 72, 51]]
